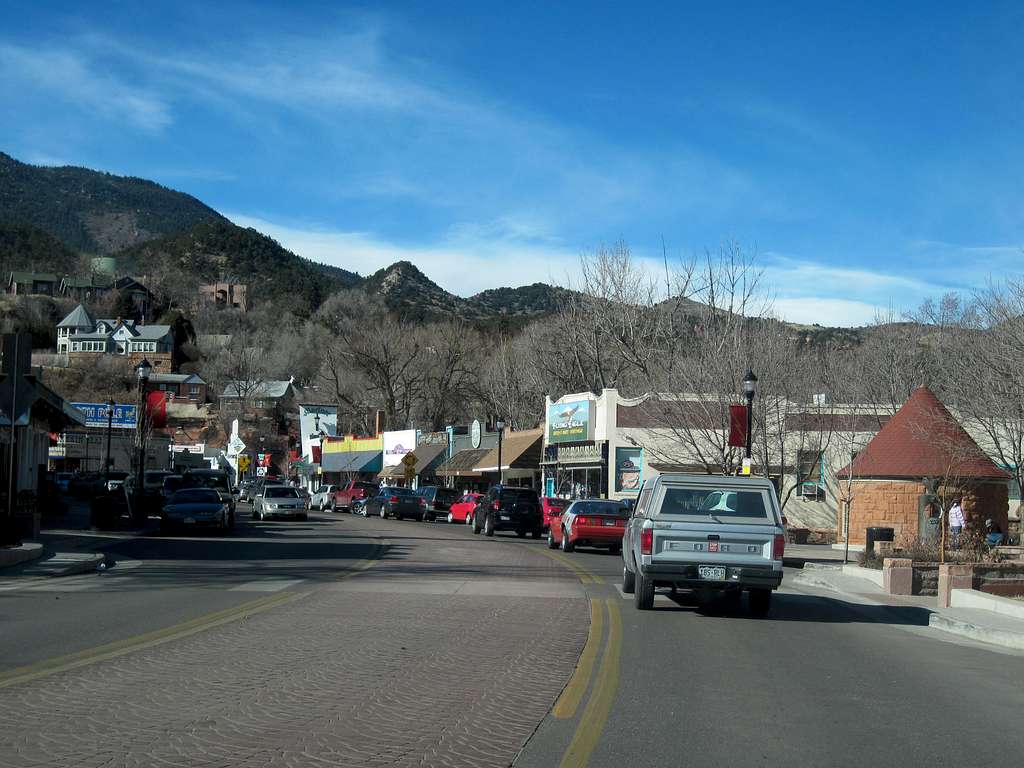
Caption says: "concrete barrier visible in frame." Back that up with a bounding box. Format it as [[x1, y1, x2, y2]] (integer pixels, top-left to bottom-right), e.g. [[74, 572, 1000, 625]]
[[0, 542, 44, 569]]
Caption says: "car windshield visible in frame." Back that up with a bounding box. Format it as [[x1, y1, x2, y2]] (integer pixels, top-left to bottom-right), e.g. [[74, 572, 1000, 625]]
[[545, 497, 568, 509], [185, 473, 229, 490], [658, 488, 772, 522], [170, 489, 221, 504], [382, 487, 414, 496], [500, 488, 538, 503], [265, 487, 300, 498], [568, 501, 628, 518], [436, 488, 459, 503]]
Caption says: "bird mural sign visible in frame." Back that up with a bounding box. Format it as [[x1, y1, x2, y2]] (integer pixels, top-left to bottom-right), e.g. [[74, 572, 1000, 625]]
[[547, 400, 594, 444]]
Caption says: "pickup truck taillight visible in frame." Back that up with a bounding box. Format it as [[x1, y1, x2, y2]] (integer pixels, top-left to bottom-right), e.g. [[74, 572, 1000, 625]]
[[640, 528, 653, 555], [773, 534, 785, 559]]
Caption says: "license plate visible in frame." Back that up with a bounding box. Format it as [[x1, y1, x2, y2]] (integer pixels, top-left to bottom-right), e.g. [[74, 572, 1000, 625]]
[[698, 566, 726, 580], [500, 515, 510, 521], [184, 517, 195, 524], [603, 519, 617, 526]]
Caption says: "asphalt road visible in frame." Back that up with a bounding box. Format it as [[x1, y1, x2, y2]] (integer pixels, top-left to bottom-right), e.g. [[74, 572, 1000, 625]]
[[2, 506, 1023, 768]]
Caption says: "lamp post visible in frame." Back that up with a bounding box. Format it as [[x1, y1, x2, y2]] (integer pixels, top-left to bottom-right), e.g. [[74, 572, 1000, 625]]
[[104, 399, 114, 483], [495, 419, 506, 486], [133, 358, 151, 525], [742, 369, 758, 463]]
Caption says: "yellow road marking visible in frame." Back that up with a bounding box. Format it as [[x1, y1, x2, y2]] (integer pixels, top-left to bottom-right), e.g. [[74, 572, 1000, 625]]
[[553, 598, 603, 719], [335, 539, 386, 580], [542, 548, 603, 584], [0, 590, 303, 690], [558, 599, 622, 768]]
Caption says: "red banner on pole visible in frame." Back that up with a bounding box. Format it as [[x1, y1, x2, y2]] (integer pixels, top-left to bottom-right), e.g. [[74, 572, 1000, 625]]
[[145, 391, 167, 428], [728, 404, 748, 448]]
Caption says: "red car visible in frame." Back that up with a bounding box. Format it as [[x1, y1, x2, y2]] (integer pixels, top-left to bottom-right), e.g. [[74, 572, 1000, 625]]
[[448, 492, 483, 524], [547, 499, 628, 554], [541, 496, 569, 530]]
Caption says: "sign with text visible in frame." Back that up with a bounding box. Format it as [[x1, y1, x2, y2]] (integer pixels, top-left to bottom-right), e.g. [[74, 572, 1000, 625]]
[[72, 402, 137, 429], [547, 400, 594, 444]]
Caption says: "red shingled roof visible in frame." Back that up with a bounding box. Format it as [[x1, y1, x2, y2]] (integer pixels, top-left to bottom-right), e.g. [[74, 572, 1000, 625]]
[[839, 387, 1008, 480]]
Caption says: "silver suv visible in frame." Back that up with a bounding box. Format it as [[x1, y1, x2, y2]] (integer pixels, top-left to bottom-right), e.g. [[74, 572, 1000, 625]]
[[622, 474, 785, 615]]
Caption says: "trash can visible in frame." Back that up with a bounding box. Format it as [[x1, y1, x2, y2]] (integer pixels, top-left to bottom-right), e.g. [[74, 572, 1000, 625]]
[[865, 526, 894, 555]]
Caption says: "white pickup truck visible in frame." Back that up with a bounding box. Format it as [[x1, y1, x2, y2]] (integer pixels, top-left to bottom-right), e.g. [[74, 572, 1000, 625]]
[[622, 474, 786, 615]]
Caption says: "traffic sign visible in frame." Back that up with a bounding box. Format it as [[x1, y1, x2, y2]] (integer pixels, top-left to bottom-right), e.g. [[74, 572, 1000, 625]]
[[403, 464, 415, 481], [238, 455, 251, 472], [228, 435, 246, 456], [256, 466, 267, 477], [401, 453, 417, 467], [471, 419, 481, 449]]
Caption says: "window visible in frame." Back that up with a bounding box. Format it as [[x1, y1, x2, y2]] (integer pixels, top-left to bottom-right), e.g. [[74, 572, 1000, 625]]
[[189, 385, 200, 396], [658, 487, 772, 523], [254, 400, 265, 408]]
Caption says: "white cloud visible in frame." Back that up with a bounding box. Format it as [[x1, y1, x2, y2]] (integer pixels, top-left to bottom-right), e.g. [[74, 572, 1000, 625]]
[[770, 297, 884, 327], [0, 43, 171, 131], [226, 212, 581, 296]]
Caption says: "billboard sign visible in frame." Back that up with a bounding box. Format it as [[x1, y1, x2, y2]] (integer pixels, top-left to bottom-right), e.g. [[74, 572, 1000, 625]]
[[547, 400, 593, 444], [614, 447, 643, 493], [299, 404, 338, 464], [383, 429, 416, 467], [71, 402, 137, 429]]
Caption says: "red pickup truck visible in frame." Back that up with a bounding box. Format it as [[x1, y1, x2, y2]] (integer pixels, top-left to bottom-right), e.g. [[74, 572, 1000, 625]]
[[332, 481, 379, 512]]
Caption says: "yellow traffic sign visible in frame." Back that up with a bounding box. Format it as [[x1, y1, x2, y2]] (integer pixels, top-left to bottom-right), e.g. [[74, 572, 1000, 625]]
[[401, 453, 417, 467], [238, 455, 251, 472]]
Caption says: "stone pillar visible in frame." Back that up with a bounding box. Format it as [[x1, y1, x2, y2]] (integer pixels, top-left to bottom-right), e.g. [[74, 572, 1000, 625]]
[[883, 557, 914, 595], [937, 564, 974, 608]]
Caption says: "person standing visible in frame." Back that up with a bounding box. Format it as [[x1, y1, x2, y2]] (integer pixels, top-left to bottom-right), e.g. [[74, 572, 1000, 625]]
[[948, 498, 965, 547]]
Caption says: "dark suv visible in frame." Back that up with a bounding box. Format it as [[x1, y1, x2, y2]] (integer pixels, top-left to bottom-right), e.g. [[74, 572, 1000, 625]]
[[472, 486, 543, 538], [416, 486, 460, 522]]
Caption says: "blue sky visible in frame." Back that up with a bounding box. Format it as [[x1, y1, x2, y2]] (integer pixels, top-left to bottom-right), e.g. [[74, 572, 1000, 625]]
[[1, 1, 1022, 325]]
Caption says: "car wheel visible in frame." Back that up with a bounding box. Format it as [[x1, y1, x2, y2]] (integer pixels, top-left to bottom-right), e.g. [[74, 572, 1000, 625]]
[[380, 507, 387, 519], [419, 514, 426, 522], [256, 509, 265, 521], [472, 514, 481, 534], [447, 512, 454, 524], [516, 529, 527, 538], [561, 529, 574, 552], [748, 588, 772, 617], [483, 515, 494, 537], [466, 513, 473, 527], [547, 529, 558, 549], [622, 564, 636, 594], [634, 571, 654, 610]]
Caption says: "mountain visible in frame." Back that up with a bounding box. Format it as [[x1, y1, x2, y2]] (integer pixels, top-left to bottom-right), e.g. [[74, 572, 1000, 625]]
[[115, 219, 361, 315], [362, 261, 577, 327], [0, 222, 83, 278], [0, 152, 224, 254]]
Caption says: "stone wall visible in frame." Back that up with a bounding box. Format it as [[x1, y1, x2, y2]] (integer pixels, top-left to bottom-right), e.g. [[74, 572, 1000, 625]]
[[960, 482, 1009, 534], [840, 480, 924, 545]]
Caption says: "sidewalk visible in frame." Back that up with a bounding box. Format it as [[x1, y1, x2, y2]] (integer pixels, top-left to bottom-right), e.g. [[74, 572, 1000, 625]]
[[790, 563, 1024, 651]]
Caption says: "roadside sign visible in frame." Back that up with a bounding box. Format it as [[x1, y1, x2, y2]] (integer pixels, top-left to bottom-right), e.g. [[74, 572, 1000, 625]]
[[741, 458, 752, 476], [403, 464, 415, 481], [228, 436, 246, 455], [471, 419, 482, 449], [71, 402, 137, 429], [401, 453, 417, 467], [238, 455, 251, 472], [256, 466, 267, 477]]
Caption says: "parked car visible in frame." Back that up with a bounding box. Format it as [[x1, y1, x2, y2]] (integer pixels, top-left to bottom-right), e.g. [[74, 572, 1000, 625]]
[[237, 479, 257, 503], [182, 468, 236, 524], [416, 486, 460, 522], [252, 485, 308, 520], [621, 474, 785, 615], [547, 499, 628, 553], [364, 486, 425, 520], [106, 471, 130, 493], [448, 492, 483, 524], [540, 496, 569, 530], [161, 475, 184, 502], [471, 486, 543, 538], [161, 488, 233, 533], [351, 496, 368, 516], [308, 484, 338, 512], [332, 480, 379, 512]]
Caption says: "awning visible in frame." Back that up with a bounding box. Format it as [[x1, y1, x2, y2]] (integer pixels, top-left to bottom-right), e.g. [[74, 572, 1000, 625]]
[[473, 430, 543, 473], [436, 448, 491, 477], [378, 442, 448, 479], [321, 450, 382, 473]]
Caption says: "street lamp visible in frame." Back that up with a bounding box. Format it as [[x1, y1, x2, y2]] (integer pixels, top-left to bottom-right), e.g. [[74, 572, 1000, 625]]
[[133, 358, 151, 525], [743, 369, 758, 462], [495, 419, 506, 486], [104, 399, 115, 483]]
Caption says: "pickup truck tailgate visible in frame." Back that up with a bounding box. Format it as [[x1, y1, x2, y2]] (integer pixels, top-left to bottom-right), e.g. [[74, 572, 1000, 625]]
[[652, 522, 779, 567]]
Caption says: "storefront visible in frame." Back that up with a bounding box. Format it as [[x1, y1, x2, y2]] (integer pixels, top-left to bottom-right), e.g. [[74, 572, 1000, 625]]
[[472, 428, 543, 489], [319, 435, 383, 481], [542, 442, 608, 499], [377, 433, 449, 488], [435, 448, 491, 492]]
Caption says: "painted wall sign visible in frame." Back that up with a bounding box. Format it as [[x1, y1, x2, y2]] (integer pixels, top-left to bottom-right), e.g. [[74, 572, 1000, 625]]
[[547, 400, 594, 444], [71, 402, 137, 429], [383, 429, 417, 467]]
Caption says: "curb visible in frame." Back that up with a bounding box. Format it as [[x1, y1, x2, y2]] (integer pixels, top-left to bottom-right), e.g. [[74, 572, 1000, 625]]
[[928, 613, 1024, 651], [0, 542, 45, 570]]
